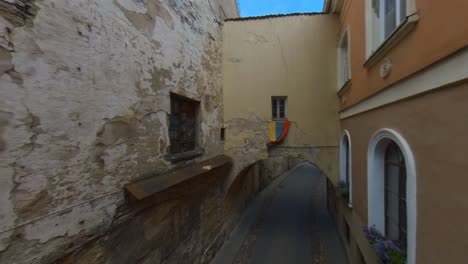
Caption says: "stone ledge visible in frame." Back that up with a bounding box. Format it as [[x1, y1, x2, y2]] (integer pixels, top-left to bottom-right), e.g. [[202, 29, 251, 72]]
[[125, 154, 232, 200], [166, 149, 204, 163]]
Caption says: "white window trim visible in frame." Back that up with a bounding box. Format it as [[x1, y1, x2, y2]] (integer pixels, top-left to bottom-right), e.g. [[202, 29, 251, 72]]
[[339, 130, 352, 206], [367, 128, 417, 264], [338, 27, 351, 90], [272, 97, 287, 120], [380, 0, 405, 41], [366, 0, 413, 58]]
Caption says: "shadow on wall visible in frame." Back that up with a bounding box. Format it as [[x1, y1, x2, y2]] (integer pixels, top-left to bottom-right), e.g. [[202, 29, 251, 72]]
[[223, 163, 260, 234]]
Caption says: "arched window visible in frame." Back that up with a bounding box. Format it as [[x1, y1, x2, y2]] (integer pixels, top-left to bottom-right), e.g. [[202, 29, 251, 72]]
[[368, 129, 416, 264], [339, 130, 352, 205], [344, 136, 350, 186], [384, 141, 407, 249]]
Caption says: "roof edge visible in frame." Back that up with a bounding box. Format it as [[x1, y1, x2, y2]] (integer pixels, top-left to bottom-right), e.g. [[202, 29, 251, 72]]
[[225, 12, 328, 22]]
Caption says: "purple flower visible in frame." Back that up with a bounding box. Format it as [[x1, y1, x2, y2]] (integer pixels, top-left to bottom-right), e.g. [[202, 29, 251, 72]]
[[362, 225, 406, 264], [387, 240, 399, 251], [374, 240, 390, 262], [362, 225, 384, 244]]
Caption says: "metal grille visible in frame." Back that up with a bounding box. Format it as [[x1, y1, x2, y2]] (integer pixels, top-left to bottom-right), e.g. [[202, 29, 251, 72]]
[[272, 97, 287, 120], [169, 94, 198, 154]]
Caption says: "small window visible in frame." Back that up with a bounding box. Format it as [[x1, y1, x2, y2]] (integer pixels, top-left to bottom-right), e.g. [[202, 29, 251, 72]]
[[271, 97, 287, 120], [220, 128, 225, 141], [169, 93, 199, 155], [338, 30, 351, 88]]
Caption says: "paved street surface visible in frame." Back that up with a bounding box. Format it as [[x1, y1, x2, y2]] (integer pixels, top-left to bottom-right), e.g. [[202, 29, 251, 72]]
[[213, 163, 348, 264]]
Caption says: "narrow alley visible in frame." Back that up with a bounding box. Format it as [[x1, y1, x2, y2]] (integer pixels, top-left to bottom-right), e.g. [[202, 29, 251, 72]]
[[2, 0, 467, 263], [213, 164, 348, 264]]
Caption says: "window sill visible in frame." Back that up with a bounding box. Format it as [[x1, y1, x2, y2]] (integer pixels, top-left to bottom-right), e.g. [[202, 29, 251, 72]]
[[166, 149, 203, 163], [363, 13, 419, 69], [337, 79, 352, 97]]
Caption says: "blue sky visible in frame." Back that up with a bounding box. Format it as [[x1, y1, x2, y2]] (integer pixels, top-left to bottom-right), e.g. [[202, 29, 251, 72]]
[[238, 0, 325, 17]]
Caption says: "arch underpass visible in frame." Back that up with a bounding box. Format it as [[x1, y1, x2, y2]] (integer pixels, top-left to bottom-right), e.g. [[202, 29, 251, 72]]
[[215, 163, 348, 264]]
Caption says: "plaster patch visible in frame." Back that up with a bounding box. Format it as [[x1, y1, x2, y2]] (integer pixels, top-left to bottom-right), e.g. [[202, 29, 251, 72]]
[[17, 189, 52, 220], [14, 172, 49, 218], [114, 0, 174, 35], [147, 67, 173, 93], [0, 0, 39, 27], [96, 116, 136, 146]]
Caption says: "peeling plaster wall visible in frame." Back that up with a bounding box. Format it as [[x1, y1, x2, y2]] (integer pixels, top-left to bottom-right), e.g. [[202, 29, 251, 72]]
[[0, 0, 238, 263], [222, 15, 341, 187]]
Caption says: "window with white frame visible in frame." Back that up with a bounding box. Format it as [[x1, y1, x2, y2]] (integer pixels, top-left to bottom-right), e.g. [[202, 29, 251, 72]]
[[338, 30, 351, 88], [368, 129, 417, 264], [368, 0, 407, 55], [271, 97, 287, 120]]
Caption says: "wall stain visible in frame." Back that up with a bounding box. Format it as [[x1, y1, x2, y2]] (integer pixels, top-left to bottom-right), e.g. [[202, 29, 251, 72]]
[[17, 189, 53, 220], [113, 0, 174, 36], [95, 116, 136, 146], [18, 111, 43, 153], [147, 67, 173, 93], [0, 46, 13, 75], [0, 0, 239, 262], [0, 110, 12, 152], [0, 0, 39, 27]]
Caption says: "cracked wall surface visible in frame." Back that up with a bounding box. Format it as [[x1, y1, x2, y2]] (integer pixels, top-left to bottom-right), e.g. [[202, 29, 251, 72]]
[[0, 0, 238, 263], [222, 15, 341, 187]]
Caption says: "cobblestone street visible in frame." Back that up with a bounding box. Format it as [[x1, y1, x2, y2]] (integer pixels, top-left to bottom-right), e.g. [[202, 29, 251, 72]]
[[213, 163, 348, 264]]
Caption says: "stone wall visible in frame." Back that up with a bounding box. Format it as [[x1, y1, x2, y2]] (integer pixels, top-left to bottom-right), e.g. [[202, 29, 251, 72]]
[[57, 164, 232, 264], [223, 163, 260, 234], [0, 0, 239, 263]]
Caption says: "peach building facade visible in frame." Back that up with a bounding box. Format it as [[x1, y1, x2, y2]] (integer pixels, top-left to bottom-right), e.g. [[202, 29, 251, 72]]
[[327, 0, 468, 263]]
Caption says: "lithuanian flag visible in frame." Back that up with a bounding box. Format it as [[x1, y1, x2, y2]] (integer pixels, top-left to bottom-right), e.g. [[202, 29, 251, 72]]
[[268, 121, 291, 146]]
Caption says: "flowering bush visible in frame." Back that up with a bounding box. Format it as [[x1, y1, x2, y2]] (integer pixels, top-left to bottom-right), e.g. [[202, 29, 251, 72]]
[[363, 226, 406, 264], [336, 181, 349, 200]]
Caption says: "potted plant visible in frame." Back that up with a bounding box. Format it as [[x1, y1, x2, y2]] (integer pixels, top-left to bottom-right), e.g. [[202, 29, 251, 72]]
[[363, 226, 406, 264]]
